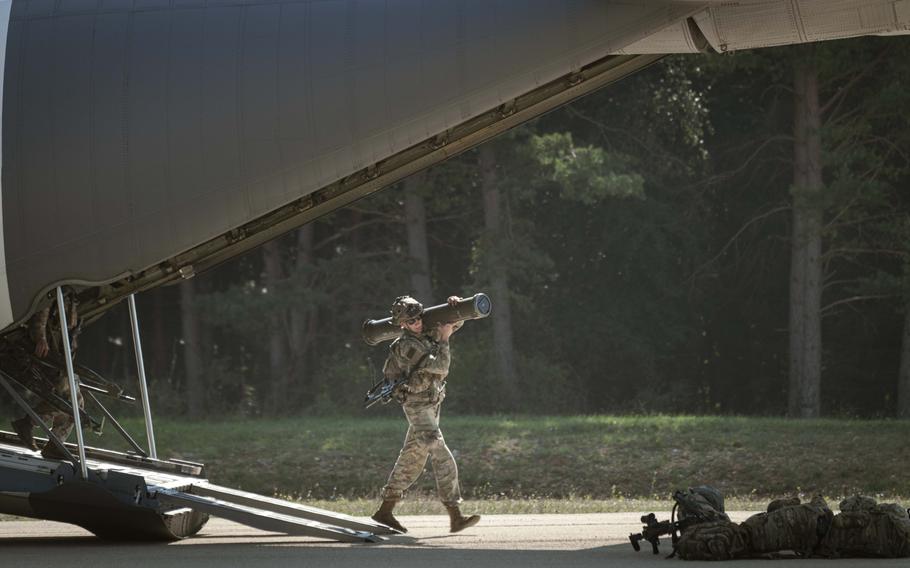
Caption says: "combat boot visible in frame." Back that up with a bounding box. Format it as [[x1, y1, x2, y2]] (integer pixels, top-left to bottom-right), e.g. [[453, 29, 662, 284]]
[[40, 441, 69, 461], [446, 504, 480, 533], [371, 500, 407, 533], [11, 417, 37, 451]]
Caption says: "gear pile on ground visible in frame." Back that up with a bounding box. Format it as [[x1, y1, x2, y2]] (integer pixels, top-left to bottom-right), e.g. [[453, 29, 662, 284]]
[[675, 495, 910, 560]]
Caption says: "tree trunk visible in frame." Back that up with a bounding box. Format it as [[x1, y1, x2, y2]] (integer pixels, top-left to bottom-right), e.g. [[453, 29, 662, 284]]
[[263, 239, 289, 414], [290, 224, 315, 406], [898, 306, 910, 418], [180, 278, 205, 418], [404, 171, 434, 302], [479, 144, 519, 402], [788, 46, 823, 418]]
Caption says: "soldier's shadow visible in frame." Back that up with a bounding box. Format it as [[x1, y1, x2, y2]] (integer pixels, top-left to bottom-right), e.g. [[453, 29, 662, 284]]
[[406, 534, 472, 543]]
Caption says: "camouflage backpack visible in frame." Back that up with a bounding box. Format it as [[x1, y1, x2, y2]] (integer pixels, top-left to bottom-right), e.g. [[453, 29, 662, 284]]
[[673, 486, 750, 560], [674, 486, 730, 524], [675, 520, 751, 560], [677, 494, 833, 561], [816, 496, 910, 558], [740, 495, 833, 557]]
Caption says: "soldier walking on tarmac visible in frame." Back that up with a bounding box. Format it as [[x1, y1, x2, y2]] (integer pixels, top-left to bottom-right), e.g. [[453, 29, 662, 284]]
[[371, 295, 480, 534]]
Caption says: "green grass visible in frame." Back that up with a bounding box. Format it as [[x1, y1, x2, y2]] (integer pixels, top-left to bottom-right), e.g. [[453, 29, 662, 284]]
[[3, 414, 909, 512]]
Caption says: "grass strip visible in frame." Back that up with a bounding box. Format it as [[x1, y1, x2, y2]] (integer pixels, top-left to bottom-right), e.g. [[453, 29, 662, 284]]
[[2, 414, 908, 503]]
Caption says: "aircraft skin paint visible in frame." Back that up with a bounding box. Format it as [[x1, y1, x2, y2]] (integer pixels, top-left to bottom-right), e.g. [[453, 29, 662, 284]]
[[0, 1, 695, 330], [0, 0, 12, 329], [0, 1, 906, 332]]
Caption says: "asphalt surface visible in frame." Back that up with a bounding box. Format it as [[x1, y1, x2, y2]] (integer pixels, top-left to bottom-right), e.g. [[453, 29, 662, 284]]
[[2, 512, 907, 567]]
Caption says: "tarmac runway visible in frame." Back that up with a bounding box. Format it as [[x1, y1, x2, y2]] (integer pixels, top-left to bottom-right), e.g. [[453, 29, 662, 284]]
[[2, 512, 907, 567]]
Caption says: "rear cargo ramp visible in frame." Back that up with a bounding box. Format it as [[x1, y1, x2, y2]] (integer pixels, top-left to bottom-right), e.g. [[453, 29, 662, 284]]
[[153, 482, 398, 543]]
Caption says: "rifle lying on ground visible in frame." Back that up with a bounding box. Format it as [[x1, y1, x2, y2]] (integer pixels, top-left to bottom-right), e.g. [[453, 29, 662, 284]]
[[629, 486, 730, 557], [629, 511, 698, 556]]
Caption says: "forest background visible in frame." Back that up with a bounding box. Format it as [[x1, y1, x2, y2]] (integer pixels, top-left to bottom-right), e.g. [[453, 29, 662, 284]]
[[8, 37, 907, 421]]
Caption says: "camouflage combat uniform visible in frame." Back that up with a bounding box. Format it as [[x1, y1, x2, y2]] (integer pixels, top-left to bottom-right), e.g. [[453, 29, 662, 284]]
[[6, 298, 85, 451], [379, 327, 462, 505], [30, 303, 84, 440], [676, 494, 910, 560]]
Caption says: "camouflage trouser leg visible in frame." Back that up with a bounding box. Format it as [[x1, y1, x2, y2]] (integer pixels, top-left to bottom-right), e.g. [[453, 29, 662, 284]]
[[380, 399, 461, 505], [34, 389, 84, 441]]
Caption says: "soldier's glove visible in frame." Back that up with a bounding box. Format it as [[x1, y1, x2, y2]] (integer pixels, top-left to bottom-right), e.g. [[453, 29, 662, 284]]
[[109, 383, 124, 399], [391, 382, 409, 404]]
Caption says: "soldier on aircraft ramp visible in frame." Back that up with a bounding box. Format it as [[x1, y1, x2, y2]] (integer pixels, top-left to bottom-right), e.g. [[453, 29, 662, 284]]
[[5, 293, 85, 459]]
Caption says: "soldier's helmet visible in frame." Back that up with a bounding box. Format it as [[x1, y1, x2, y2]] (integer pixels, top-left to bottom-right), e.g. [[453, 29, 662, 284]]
[[390, 295, 423, 325]]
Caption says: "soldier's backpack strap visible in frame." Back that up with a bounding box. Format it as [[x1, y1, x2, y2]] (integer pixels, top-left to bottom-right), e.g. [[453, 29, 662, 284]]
[[388, 337, 400, 358], [391, 350, 431, 404], [365, 339, 431, 408], [395, 336, 431, 375]]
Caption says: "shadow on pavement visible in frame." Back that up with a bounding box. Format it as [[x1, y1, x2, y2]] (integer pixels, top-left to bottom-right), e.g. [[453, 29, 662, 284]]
[[4, 536, 910, 567]]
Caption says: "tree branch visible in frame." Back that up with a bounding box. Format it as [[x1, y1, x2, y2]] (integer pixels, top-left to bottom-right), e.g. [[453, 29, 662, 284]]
[[825, 212, 905, 231], [563, 105, 696, 174], [860, 135, 910, 166], [677, 135, 792, 192], [825, 247, 910, 258], [822, 277, 866, 292], [821, 294, 897, 315], [820, 45, 893, 119], [685, 205, 790, 284], [312, 218, 395, 251]]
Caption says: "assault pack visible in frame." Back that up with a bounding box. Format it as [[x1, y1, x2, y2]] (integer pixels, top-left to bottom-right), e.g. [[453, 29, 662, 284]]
[[631, 489, 910, 560]]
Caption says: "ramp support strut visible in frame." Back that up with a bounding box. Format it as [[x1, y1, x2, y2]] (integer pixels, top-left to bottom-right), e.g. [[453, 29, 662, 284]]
[[57, 286, 88, 479], [128, 294, 157, 459]]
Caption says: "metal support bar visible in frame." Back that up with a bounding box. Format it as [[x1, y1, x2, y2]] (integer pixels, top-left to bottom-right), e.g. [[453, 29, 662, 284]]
[[84, 391, 147, 457], [189, 482, 399, 535], [0, 370, 79, 465], [153, 488, 380, 543], [79, 380, 136, 403], [57, 287, 88, 479], [128, 294, 157, 459], [0, 367, 101, 430]]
